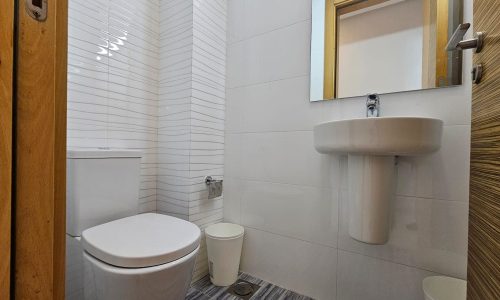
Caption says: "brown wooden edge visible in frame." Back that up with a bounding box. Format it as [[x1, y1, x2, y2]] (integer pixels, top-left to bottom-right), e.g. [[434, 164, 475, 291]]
[[0, 0, 14, 298], [323, 0, 336, 99], [434, 0, 449, 86], [15, 0, 67, 299]]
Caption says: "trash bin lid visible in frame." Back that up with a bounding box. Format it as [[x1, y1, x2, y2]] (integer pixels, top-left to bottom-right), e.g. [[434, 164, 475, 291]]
[[423, 276, 466, 300], [205, 223, 244, 240]]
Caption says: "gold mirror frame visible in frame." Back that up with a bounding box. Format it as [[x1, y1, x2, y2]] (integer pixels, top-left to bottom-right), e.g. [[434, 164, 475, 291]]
[[323, 0, 452, 99], [323, 0, 353, 100]]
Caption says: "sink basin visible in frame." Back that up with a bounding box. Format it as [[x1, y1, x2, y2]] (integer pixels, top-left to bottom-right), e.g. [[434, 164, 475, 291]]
[[314, 117, 443, 156], [313, 117, 443, 245]]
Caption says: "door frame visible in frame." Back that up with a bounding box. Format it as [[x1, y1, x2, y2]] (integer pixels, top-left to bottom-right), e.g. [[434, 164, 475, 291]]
[[14, 0, 67, 299], [0, 0, 15, 298]]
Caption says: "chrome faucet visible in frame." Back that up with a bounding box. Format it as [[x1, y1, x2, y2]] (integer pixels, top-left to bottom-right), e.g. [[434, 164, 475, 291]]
[[366, 94, 380, 117]]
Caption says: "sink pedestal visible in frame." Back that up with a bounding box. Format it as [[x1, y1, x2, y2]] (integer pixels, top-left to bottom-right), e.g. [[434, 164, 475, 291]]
[[348, 154, 395, 244]]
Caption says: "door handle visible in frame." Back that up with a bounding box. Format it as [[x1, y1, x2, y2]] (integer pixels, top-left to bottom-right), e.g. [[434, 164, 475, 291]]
[[26, 0, 47, 21], [446, 23, 485, 53]]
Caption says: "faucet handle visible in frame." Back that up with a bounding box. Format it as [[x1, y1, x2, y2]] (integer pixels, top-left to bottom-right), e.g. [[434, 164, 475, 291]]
[[366, 94, 379, 104], [366, 94, 380, 117]]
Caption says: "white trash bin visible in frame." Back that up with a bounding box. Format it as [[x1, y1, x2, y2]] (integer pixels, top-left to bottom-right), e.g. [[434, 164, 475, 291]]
[[205, 223, 244, 286]]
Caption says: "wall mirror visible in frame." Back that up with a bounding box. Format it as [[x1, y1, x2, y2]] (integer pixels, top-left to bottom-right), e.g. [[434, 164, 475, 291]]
[[310, 0, 463, 101]]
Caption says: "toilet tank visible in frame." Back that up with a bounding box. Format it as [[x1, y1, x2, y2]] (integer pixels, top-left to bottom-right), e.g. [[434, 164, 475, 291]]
[[67, 149, 142, 237]]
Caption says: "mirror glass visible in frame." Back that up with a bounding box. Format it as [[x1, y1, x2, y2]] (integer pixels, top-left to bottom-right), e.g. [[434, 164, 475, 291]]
[[310, 0, 463, 101]]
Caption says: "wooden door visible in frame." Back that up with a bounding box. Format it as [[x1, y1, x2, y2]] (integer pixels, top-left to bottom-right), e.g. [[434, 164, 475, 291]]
[[0, 0, 15, 299], [467, 0, 500, 299], [14, 0, 67, 299]]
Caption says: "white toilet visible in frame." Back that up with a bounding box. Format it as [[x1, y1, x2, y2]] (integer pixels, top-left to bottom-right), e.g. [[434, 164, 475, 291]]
[[66, 150, 200, 300], [423, 276, 466, 300]]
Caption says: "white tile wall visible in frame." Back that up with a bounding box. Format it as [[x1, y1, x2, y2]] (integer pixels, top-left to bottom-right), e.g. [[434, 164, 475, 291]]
[[68, 0, 227, 289], [158, 0, 227, 281], [68, 0, 471, 298], [241, 227, 338, 300], [157, 0, 194, 220], [238, 180, 338, 248], [337, 250, 437, 300], [224, 0, 472, 299], [67, 1, 160, 298], [68, 0, 160, 213]]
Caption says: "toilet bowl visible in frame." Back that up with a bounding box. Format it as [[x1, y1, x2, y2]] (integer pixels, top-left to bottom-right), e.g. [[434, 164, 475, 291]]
[[423, 276, 466, 300], [82, 213, 200, 300], [65, 150, 201, 300]]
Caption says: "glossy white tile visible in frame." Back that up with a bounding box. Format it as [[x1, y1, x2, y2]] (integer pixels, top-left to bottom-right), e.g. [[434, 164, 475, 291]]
[[227, 0, 312, 44], [157, 0, 227, 281], [396, 125, 471, 202], [225, 131, 333, 188], [224, 0, 472, 298], [239, 180, 338, 247], [338, 191, 468, 278], [337, 250, 436, 300], [227, 20, 311, 89], [68, 0, 159, 211], [226, 76, 329, 133], [241, 227, 337, 300], [222, 177, 242, 224]]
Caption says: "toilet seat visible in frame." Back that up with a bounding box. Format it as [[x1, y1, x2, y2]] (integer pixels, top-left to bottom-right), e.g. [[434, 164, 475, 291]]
[[82, 213, 201, 268], [83, 246, 200, 275]]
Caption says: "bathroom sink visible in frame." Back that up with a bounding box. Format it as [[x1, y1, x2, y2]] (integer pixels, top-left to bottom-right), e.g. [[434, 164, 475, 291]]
[[314, 117, 443, 156], [313, 117, 443, 245]]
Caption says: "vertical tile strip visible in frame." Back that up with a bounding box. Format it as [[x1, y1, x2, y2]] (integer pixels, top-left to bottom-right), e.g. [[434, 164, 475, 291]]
[[158, 0, 226, 281]]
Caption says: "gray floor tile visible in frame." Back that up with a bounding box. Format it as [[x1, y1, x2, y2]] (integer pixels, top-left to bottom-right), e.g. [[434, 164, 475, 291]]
[[281, 290, 314, 300], [188, 273, 312, 300], [191, 276, 213, 291], [209, 293, 241, 300], [239, 273, 267, 286], [191, 275, 230, 298], [250, 283, 288, 300], [186, 288, 211, 300]]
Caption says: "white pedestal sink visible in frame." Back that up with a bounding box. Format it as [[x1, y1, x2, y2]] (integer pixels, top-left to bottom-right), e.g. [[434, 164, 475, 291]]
[[314, 117, 443, 244]]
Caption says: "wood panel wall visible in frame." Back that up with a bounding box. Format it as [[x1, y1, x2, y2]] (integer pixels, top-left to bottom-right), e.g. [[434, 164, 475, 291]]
[[15, 0, 67, 299], [467, 0, 500, 299], [0, 0, 14, 299]]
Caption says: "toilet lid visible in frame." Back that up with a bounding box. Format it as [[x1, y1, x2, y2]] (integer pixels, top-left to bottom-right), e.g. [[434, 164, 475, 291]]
[[81, 213, 201, 268]]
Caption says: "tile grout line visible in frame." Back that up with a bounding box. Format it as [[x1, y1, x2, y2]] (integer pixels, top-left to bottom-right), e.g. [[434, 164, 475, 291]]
[[227, 18, 312, 46]]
